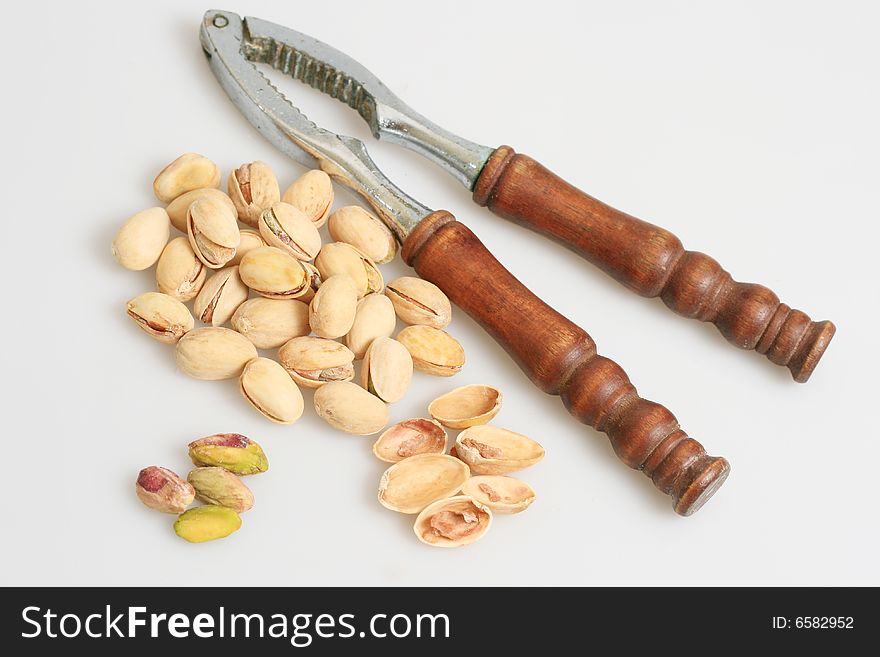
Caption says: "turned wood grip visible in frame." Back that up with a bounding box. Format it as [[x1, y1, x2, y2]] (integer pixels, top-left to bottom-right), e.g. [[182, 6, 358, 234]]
[[403, 212, 730, 515], [473, 146, 835, 382]]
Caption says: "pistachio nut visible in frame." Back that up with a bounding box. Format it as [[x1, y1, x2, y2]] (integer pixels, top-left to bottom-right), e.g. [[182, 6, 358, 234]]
[[428, 384, 502, 429], [282, 169, 333, 228], [175, 327, 257, 380], [378, 454, 470, 514], [298, 262, 322, 302], [187, 467, 255, 513], [239, 246, 309, 299], [397, 325, 465, 376], [308, 274, 358, 339], [227, 160, 281, 227], [385, 277, 452, 329], [239, 357, 305, 425], [188, 433, 268, 475], [327, 205, 397, 264], [111, 207, 170, 271], [174, 506, 241, 543], [126, 292, 194, 344], [135, 466, 195, 514], [193, 266, 249, 327], [455, 425, 545, 475], [314, 242, 384, 298], [258, 202, 322, 261], [229, 229, 265, 266], [153, 153, 221, 203], [361, 337, 413, 403], [313, 381, 389, 435], [231, 297, 310, 349], [156, 236, 206, 301], [277, 336, 355, 388], [413, 495, 492, 548], [460, 475, 536, 514], [345, 294, 396, 359], [373, 418, 448, 463], [187, 196, 240, 269], [166, 188, 237, 233]]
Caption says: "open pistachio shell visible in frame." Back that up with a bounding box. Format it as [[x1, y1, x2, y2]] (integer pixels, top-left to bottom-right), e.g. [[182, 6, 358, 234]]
[[385, 276, 452, 329], [313, 381, 388, 435], [397, 325, 464, 376], [460, 475, 536, 514], [239, 357, 304, 424], [282, 169, 333, 228], [346, 294, 396, 359], [298, 262, 322, 302], [308, 274, 358, 339], [156, 236, 206, 301], [314, 242, 383, 297], [126, 292, 194, 344], [373, 418, 448, 463], [413, 495, 492, 548], [193, 266, 249, 327], [378, 454, 470, 514], [153, 153, 221, 203], [112, 207, 170, 271], [187, 196, 240, 269], [258, 202, 322, 261], [166, 188, 237, 233], [327, 205, 397, 264], [361, 337, 413, 403], [175, 327, 258, 380], [455, 425, 545, 475], [231, 297, 310, 349], [239, 246, 309, 299], [227, 160, 280, 227], [229, 229, 265, 266], [278, 336, 355, 388], [428, 384, 502, 429]]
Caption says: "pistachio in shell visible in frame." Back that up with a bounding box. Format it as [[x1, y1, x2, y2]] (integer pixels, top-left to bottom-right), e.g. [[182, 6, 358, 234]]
[[258, 202, 322, 261], [455, 425, 545, 475], [187, 196, 240, 269], [156, 236, 206, 301], [373, 418, 448, 463], [308, 274, 358, 339], [229, 229, 265, 266], [239, 246, 309, 299], [313, 381, 388, 435], [187, 433, 268, 475], [187, 467, 254, 513], [239, 357, 305, 425], [385, 276, 452, 329], [428, 384, 502, 429], [345, 293, 396, 359], [174, 506, 241, 543], [166, 188, 237, 233], [298, 262, 322, 302], [175, 327, 257, 380], [227, 160, 280, 227], [413, 495, 492, 548], [193, 266, 249, 327], [135, 466, 195, 514], [278, 336, 355, 388], [126, 292, 194, 344], [397, 325, 464, 377], [327, 205, 397, 264], [282, 169, 333, 228], [153, 153, 221, 203], [314, 242, 383, 297], [378, 454, 470, 514], [231, 297, 310, 349], [361, 337, 413, 403], [460, 475, 536, 514], [112, 207, 170, 271]]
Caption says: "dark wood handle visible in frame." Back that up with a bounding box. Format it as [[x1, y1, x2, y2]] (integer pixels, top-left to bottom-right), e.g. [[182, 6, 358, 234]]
[[473, 146, 835, 382], [403, 212, 729, 515]]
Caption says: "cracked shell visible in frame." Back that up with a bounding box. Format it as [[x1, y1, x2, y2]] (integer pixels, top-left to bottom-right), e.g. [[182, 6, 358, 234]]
[[126, 292, 194, 344], [187, 467, 254, 513], [153, 153, 221, 203], [239, 246, 309, 300], [298, 262, 322, 302], [229, 229, 265, 266], [413, 495, 492, 548], [188, 433, 268, 475], [239, 357, 305, 424], [328, 205, 397, 264], [455, 425, 545, 475], [373, 418, 448, 463], [385, 277, 452, 329], [282, 169, 333, 228], [156, 236, 206, 301], [278, 336, 355, 388], [361, 337, 413, 403], [309, 274, 358, 339], [378, 454, 470, 514], [228, 160, 280, 227], [187, 196, 240, 269], [231, 297, 310, 349], [136, 466, 195, 514], [112, 207, 170, 271], [193, 266, 249, 327], [460, 475, 536, 514], [175, 327, 257, 380], [174, 506, 241, 543], [428, 384, 502, 429], [258, 202, 322, 261], [313, 381, 388, 435], [314, 242, 383, 298], [397, 325, 464, 377], [166, 188, 237, 233]]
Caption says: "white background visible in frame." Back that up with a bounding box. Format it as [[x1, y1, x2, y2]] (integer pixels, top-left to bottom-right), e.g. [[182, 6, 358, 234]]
[[2, 0, 877, 586]]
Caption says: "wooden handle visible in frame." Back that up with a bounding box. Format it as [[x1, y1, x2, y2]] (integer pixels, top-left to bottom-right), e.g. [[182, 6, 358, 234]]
[[403, 212, 730, 515], [473, 146, 835, 382]]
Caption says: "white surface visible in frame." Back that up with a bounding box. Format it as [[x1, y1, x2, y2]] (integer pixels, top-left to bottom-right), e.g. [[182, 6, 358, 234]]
[[2, 0, 877, 586]]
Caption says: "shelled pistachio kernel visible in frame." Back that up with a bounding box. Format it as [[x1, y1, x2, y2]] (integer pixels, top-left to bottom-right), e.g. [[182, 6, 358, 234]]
[[314, 242, 383, 298], [258, 202, 322, 261], [278, 336, 355, 389], [239, 357, 305, 425], [309, 274, 358, 339], [126, 292, 194, 344], [378, 454, 470, 514], [413, 496, 492, 548], [174, 506, 241, 543], [461, 475, 536, 514], [135, 466, 195, 514], [346, 294, 396, 360], [175, 327, 257, 380], [455, 425, 545, 475], [112, 207, 170, 271], [231, 297, 310, 349], [153, 153, 220, 203], [328, 206, 397, 264], [186, 196, 240, 269], [228, 160, 280, 227], [385, 276, 452, 329], [283, 169, 333, 228], [361, 337, 413, 403], [156, 236, 206, 301], [313, 381, 388, 435], [193, 266, 249, 327], [373, 418, 448, 463], [239, 246, 309, 299], [397, 325, 464, 376], [188, 433, 268, 475], [428, 384, 502, 429], [166, 188, 237, 233], [188, 467, 254, 513], [229, 229, 265, 266]]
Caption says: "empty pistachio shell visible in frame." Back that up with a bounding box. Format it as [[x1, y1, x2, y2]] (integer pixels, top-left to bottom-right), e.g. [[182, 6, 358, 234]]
[[309, 274, 358, 339], [397, 325, 465, 376], [174, 506, 241, 543], [314, 381, 388, 435], [112, 207, 171, 271], [428, 384, 502, 429], [258, 202, 322, 261], [278, 336, 355, 388], [239, 246, 309, 299], [455, 425, 545, 475], [299, 262, 322, 302], [361, 337, 413, 403], [227, 161, 280, 227], [126, 292, 194, 344], [373, 419, 448, 463], [156, 236, 206, 301], [315, 242, 383, 297], [239, 357, 305, 424], [188, 433, 268, 475], [229, 229, 265, 266], [378, 454, 470, 514], [413, 495, 492, 548], [175, 327, 258, 380], [154, 153, 221, 203], [328, 206, 397, 264], [187, 467, 254, 513], [166, 188, 237, 233], [460, 475, 536, 514], [193, 266, 249, 327], [136, 466, 195, 514], [385, 277, 452, 329], [346, 294, 396, 359], [231, 298, 310, 349], [187, 196, 240, 269], [283, 169, 333, 228]]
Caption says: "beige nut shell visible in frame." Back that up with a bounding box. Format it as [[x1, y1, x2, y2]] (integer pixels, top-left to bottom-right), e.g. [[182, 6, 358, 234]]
[[258, 202, 322, 261], [327, 206, 397, 264], [413, 495, 492, 548], [175, 327, 258, 380], [378, 454, 470, 514], [309, 274, 358, 339], [397, 325, 464, 376], [193, 266, 249, 327], [187, 196, 240, 269], [166, 188, 237, 233], [239, 357, 304, 424], [313, 381, 388, 435], [231, 298, 310, 349], [454, 425, 545, 475], [126, 292, 194, 344], [153, 153, 221, 203], [239, 246, 308, 299], [112, 207, 170, 271], [314, 242, 383, 298], [229, 229, 265, 266], [373, 418, 448, 463], [361, 337, 413, 404], [227, 161, 280, 227], [428, 384, 502, 429], [345, 294, 396, 359], [278, 336, 355, 388], [385, 277, 452, 329], [156, 237, 206, 301], [460, 475, 536, 514], [282, 170, 333, 228]]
